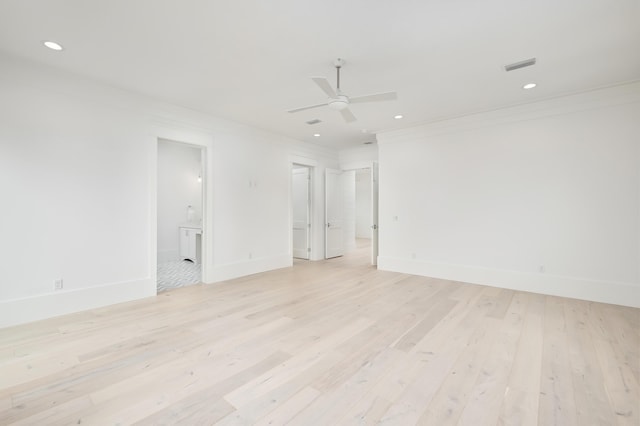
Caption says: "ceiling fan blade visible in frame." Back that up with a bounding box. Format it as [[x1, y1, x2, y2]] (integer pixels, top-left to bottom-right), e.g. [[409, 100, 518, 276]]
[[311, 77, 338, 98], [287, 103, 327, 113], [340, 108, 357, 123], [349, 91, 398, 104]]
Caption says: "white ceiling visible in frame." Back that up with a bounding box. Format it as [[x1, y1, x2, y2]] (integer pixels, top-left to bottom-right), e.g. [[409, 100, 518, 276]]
[[0, 0, 638, 148]]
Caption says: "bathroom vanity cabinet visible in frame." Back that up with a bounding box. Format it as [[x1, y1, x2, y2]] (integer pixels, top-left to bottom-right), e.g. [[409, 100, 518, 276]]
[[179, 224, 202, 263]]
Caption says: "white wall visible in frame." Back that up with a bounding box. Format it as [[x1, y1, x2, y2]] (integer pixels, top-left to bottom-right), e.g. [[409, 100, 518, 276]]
[[377, 82, 640, 308], [339, 144, 378, 170], [0, 53, 339, 327], [157, 140, 202, 262], [356, 169, 372, 239]]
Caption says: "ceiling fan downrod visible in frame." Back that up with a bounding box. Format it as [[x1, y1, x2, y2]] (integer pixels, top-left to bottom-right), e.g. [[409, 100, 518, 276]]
[[334, 58, 345, 92]]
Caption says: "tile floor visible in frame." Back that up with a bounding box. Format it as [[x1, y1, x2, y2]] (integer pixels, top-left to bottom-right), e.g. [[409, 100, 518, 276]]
[[157, 260, 201, 292]]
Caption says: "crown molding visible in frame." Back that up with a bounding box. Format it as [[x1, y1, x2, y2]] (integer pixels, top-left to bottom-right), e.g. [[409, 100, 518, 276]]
[[378, 81, 640, 144]]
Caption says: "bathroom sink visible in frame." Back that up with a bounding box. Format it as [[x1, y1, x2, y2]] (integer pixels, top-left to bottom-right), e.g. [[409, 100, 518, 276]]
[[180, 222, 202, 230]]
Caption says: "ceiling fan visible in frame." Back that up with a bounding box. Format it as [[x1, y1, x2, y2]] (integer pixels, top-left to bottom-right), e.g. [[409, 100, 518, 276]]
[[287, 58, 398, 123]]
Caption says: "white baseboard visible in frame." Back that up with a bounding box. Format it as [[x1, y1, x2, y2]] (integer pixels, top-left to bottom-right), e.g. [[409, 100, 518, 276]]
[[0, 278, 156, 328], [206, 254, 292, 283], [378, 256, 640, 308]]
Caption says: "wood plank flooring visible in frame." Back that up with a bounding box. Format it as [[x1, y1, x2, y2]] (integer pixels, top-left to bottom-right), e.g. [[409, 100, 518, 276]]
[[0, 245, 638, 425]]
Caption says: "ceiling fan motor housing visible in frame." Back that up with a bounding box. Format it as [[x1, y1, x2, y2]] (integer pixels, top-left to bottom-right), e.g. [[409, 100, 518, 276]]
[[328, 95, 349, 110]]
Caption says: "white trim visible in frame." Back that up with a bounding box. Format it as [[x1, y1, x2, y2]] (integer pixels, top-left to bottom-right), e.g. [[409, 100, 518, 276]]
[[378, 81, 640, 144], [289, 155, 324, 261], [378, 256, 640, 308], [0, 278, 155, 328], [291, 163, 313, 260], [289, 155, 319, 168]]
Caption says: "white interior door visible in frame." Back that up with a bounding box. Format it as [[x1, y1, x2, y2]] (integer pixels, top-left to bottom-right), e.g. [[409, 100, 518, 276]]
[[342, 170, 356, 253], [371, 162, 379, 266], [292, 166, 310, 259], [325, 168, 344, 259]]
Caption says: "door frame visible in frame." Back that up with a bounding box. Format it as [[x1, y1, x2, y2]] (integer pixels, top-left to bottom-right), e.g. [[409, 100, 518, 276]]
[[152, 134, 210, 294], [291, 164, 312, 260], [370, 162, 379, 266], [289, 156, 317, 260], [325, 168, 345, 259], [341, 161, 379, 266]]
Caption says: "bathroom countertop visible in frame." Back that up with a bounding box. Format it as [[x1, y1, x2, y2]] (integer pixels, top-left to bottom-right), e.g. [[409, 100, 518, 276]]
[[180, 222, 202, 230]]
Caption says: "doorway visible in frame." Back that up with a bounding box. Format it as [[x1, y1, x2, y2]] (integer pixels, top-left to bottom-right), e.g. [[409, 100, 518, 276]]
[[355, 168, 372, 250], [157, 139, 205, 292], [339, 163, 379, 265], [292, 164, 312, 260], [325, 168, 345, 259]]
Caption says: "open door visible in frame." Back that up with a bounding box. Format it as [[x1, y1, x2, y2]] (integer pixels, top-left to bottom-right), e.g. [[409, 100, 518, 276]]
[[292, 166, 310, 259], [371, 162, 379, 266], [325, 168, 344, 258]]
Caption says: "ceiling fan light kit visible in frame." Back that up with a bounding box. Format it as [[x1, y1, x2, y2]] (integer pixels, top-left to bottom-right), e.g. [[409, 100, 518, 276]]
[[287, 58, 398, 123], [328, 96, 349, 110]]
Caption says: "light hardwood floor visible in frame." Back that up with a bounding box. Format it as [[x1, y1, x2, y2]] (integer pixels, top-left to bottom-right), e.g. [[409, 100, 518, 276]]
[[1, 244, 638, 425]]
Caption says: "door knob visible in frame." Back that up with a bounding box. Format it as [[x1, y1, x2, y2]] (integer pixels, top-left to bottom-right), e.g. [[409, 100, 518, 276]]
[[371, 224, 378, 230], [327, 222, 331, 228]]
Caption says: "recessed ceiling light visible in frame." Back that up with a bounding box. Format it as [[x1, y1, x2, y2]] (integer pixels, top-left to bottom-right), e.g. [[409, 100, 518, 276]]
[[43, 41, 63, 51], [523, 83, 537, 90], [394, 115, 403, 119], [313, 133, 320, 137]]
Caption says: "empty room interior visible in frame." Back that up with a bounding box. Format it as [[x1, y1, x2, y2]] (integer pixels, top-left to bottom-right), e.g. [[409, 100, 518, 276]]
[[0, 1, 639, 425]]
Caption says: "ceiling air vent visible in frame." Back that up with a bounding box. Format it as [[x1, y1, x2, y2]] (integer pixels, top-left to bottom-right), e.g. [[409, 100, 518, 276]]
[[504, 58, 536, 72], [306, 119, 322, 125]]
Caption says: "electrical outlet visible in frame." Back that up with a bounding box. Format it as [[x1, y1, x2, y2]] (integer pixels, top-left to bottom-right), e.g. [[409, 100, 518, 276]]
[[249, 252, 253, 259], [54, 279, 63, 290], [539, 265, 546, 273]]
